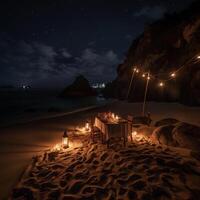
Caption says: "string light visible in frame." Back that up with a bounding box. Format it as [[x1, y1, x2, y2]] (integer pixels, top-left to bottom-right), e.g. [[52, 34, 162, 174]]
[[130, 54, 196, 92], [159, 82, 164, 87], [133, 67, 137, 72], [170, 72, 176, 78]]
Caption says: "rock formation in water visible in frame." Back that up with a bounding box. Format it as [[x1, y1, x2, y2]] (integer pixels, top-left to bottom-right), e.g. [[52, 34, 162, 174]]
[[103, 1, 200, 106], [60, 75, 96, 98]]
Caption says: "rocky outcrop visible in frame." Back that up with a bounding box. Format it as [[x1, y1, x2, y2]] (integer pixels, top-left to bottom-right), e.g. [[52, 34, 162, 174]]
[[60, 75, 96, 98], [104, 1, 200, 106], [133, 117, 200, 151]]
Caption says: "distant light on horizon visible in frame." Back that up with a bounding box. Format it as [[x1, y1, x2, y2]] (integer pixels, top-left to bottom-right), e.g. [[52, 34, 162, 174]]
[[92, 83, 105, 89]]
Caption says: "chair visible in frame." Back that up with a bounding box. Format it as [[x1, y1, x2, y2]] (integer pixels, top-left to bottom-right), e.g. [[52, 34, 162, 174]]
[[90, 118, 103, 143]]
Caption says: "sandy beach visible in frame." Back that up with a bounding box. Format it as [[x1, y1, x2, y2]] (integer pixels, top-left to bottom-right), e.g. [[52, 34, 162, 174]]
[[0, 101, 200, 199]]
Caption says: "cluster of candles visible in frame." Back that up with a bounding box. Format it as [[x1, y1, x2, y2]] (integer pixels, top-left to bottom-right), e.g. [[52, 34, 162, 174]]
[[98, 112, 119, 121], [111, 113, 119, 121]]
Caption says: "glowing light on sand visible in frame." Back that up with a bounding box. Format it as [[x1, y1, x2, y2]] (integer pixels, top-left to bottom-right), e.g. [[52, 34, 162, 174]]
[[85, 122, 90, 131], [52, 144, 61, 151]]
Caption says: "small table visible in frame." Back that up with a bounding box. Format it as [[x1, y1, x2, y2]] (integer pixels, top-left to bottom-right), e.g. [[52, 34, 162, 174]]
[[94, 116, 128, 147]]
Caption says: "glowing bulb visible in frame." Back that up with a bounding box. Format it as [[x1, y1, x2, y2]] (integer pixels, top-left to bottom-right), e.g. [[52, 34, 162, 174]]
[[170, 73, 176, 78], [197, 55, 200, 59], [133, 67, 137, 72], [142, 74, 146, 78], [147, 76, 150, 80], [159, 82, 164, 87], [136, 69, 139, 73]]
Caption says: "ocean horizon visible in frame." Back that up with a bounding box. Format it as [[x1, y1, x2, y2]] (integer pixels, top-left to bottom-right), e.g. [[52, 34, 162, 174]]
[[0, 88, 107, 127]]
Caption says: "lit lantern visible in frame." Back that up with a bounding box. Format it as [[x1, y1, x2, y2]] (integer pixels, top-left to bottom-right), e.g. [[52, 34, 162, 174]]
[[62, 130, 69, 148], [85, 122, 90, 131], [147, 76, 150, 80], [136, 69, 139, 73], [142, 74, 146, 78], [197, 55, 200, 59], [133, 67, 137, 72]]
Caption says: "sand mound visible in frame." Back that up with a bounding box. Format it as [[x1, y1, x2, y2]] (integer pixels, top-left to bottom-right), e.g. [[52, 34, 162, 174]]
[[172, 122, 200, 151], [133, 120, 200, 151], [11, 137, 200, 200], [154, 118, 179, 127]]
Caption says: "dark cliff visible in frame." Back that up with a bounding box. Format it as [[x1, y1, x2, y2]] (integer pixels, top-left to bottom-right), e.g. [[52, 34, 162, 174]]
[[104, 1, 200, 106]]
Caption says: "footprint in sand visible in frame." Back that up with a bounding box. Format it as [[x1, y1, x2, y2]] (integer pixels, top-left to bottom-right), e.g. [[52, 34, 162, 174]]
[[81, 186, 95, 194], [40, 182, 58, 192], [66, 180, 84, 194], [85, 153, 96, 163], [131, 180, 146, 191], [118, 187, 127, 196], [23, 178, 39, 189], [98, 174, 109, 186], [48, 189, 61, 199], [117, 179, 128, 187], [127, 190, 137, 199], [128, 174, 142, 183], [100, 152, 109, 161]]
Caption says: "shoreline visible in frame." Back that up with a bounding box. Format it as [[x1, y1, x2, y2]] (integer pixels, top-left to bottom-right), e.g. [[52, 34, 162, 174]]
[[0, 99, 114, 129]]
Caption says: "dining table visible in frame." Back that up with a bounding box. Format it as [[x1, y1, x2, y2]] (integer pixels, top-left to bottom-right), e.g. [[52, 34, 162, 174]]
[[94, 115, 128, 147]]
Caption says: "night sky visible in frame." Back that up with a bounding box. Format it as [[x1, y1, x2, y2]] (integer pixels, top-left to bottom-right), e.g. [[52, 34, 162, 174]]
[[0, 0, 195, 89]]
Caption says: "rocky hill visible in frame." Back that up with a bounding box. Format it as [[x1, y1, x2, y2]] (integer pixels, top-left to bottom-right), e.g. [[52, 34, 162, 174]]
[[104, 1, 200, 106], [60, 75, 96, 98]]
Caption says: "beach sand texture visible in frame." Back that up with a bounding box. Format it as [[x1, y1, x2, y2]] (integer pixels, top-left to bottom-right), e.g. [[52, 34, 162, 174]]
[[11, 135, 200, 200], [0, 101, 199, 199]]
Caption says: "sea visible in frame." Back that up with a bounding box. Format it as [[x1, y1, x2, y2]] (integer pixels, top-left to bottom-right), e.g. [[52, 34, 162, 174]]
[[0, 88, 108, 127]]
